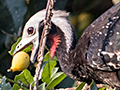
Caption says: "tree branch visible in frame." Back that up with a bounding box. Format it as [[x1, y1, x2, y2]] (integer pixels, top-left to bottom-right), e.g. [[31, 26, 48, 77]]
[[33, 0, 54, 90]]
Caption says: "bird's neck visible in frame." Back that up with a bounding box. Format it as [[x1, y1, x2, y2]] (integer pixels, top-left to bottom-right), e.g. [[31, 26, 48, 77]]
[[55, 34, 89, 79], [55, 37, 77, 78], [56, 49, 75, 77]]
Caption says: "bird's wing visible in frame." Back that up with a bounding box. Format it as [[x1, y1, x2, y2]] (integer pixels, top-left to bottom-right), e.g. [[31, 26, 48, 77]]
[[81, 3, 120, 71]]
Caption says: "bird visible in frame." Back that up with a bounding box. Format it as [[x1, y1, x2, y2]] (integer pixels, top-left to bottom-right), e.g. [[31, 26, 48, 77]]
[[13, 2, 120, 89]]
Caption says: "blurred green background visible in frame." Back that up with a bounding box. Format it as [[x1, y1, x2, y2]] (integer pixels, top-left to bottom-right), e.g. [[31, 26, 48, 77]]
[[0, 0, 119, 88]]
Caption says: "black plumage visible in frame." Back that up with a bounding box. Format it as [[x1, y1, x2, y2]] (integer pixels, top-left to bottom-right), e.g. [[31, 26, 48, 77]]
[[55, 3, 120, 88], [14, 3, 120, 89]]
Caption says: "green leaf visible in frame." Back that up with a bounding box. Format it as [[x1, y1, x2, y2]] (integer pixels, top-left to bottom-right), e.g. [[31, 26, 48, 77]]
[[42, 52, 57, 84], [8, 37, 21, 55], [75, 82, 86, 90], [51, 67, 59, 78], [13, 84, 20, 90], [14, 69, 34, 84], [99, 87, 106, 90], [23, 69, 34, 84], [38, 60, 49, 80], [9, 37, 32, 56], [38, 83, 46, 90], [47, 72, 66, 89], [43, 52, 57, 62], [0, 76, 12, 90], [90, 80, 98, 90], [13, 69, 34, 90], [22, 44, 32, 53]]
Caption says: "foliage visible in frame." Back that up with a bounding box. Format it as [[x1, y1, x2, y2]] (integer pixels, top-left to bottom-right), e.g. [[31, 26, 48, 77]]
[[75, 82, 86, 90], [3, 51, 67, 90], [90, 80, 98, 90], [13, 69, 33, 90], [38, 83, 46, 90], [6, 38, 67, 90], [8, 37, 22, 56], [0, 76, 12, 90], [41, 52, 57, 84], [99, 87, 106, 90], [41, 52, 67, 89], [9, 37, 32, 56]]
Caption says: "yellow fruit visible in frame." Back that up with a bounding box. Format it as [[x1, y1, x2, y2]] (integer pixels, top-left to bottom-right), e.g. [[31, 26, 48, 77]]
[[19, 88, 23, 90], [7, 51, 30, 72]]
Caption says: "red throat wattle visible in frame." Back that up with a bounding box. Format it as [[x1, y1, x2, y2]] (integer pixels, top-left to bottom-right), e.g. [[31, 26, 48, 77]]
[[48, 34, 61, 58], [32, 46, 34, 51]]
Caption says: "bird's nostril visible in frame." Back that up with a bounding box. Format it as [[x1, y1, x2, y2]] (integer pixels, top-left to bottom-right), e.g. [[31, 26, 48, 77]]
[[20, 44, 22, 46], [17, 46, 19, 48]]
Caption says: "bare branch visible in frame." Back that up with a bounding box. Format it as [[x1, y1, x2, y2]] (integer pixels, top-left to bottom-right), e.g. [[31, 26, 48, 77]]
[[33, 0, 54, 90]]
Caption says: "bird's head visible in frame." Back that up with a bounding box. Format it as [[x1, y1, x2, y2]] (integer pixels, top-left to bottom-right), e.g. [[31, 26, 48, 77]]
[[13, 9, 76, 63]]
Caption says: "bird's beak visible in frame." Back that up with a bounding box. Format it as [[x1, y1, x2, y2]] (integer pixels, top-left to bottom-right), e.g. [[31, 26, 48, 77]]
[[13, 33, 39, 63]]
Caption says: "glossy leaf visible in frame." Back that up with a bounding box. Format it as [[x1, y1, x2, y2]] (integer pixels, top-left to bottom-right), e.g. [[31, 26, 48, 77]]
[[38, 60, 49, 80], [22, 69, 34, 84], [0, 76, 12, 90], [12, 84, 20, 90], [42, 52, 57, 84], [90, 80, 98, 90], [9, 37, 32, 56], [46, 72, 66, 89], [51, 67, 59, 78], [75, 82, 86, 90], [13, 69, 34, 90], [9, 37, 21, 55], [99, 87, 106, 90], [22, 45, 32, 53], [38, 83, 46, 90]]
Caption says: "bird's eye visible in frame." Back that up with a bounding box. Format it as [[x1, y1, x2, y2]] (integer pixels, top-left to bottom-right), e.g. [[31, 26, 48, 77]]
[[27, 27, 34, 35]]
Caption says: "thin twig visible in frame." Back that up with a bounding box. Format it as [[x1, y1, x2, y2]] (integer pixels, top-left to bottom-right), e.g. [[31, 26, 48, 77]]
[[0, 76, 29, 89], [33, 0, 54, 90]]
